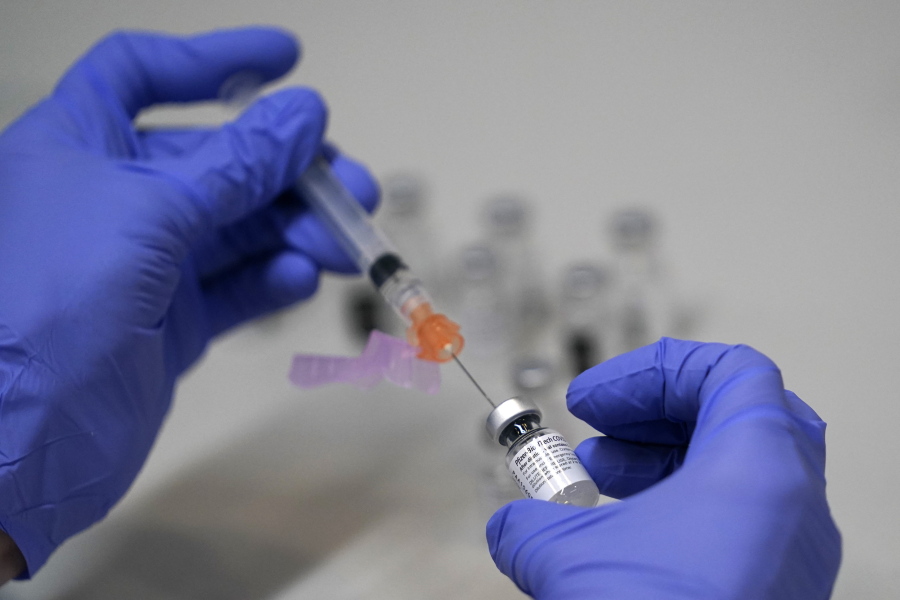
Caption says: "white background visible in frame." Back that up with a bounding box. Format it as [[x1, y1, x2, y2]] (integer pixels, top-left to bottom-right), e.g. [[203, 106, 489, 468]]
[[0, 1, 898, 598]]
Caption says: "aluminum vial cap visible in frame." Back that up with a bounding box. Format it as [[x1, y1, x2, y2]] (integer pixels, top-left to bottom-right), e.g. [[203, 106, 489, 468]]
[[485, 397, 542, 444]]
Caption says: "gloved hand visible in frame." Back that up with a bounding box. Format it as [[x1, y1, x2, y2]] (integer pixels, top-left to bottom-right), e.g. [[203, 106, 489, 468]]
[[0, 28, 378, 577], [487, 338, 841, 599]]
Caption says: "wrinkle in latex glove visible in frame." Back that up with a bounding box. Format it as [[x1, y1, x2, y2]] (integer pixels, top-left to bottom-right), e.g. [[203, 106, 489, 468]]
[[289, 330, 440, 394]]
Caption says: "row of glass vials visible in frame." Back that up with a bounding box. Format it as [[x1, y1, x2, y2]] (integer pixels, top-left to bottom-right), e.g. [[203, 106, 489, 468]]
[[343, 171, 693, 383], [338, 171, 696, 510]]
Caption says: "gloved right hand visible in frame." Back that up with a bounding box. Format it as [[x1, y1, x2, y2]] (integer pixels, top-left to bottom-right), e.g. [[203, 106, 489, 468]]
[[488, 338, 842, 599]]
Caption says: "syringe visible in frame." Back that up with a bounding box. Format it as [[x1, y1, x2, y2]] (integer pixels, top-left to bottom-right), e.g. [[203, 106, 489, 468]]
[[296, 158, 464, 363]]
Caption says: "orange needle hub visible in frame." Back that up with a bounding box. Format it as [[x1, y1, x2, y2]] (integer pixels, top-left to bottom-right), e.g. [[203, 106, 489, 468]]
[[406, 303, 464, 362]]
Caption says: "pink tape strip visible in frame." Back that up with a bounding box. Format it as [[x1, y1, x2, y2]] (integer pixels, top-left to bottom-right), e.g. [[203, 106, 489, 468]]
[[289, 330, 441, 394]]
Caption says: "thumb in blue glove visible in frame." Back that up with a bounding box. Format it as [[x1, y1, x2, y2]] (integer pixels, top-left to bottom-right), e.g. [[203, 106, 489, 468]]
[[487, 338, 841, 599], [0, 27, 378, 577]]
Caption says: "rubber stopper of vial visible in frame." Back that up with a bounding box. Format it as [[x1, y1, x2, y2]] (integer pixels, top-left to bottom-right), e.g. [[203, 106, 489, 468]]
[[406, 305, 464, 363]]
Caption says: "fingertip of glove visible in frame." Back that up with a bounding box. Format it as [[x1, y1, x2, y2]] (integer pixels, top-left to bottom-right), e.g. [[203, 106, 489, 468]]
[[235, 88, 328, 174], [565, 339, 681, 413], [246, 25, 302, 60], [254, 87, 327, 127], [193, 26, 301, 79], [270, 252, 321, 303], [564, 357, 624, 418]]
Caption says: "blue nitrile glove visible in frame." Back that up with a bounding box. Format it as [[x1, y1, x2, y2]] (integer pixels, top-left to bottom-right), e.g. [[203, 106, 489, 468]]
[[0, 28, 378, 577], [487, 338, 841, 599]]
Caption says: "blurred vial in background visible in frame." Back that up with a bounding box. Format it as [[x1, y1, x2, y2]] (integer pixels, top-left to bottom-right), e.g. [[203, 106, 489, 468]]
[[608, 208, 673, 355], [560, 263, 613, 377], [455, 244, 510, 368], [343, 286, 383, 345], [378, 172, 441, 291], [483, 195, 552, 357], [511, 356, 555, 401]]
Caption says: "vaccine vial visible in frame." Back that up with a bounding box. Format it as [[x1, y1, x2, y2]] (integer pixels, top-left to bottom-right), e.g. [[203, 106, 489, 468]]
[[560, 262, 612, 376], [456, 244, 510, 361], [608, 208, 672, 354], [483, 195, 551, 353], [379, 172, 439, 288], [486, 397, 600, 507]]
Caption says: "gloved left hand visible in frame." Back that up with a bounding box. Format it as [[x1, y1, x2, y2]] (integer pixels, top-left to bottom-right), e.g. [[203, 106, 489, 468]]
[[0, 27, 378, 577]]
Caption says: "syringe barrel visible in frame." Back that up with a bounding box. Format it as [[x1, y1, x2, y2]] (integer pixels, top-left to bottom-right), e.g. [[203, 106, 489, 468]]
[[376, 267, 433, 323], [296, 158, 397, 273]]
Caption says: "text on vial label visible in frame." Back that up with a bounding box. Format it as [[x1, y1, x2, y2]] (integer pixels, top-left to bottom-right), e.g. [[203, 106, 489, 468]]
[[508, 429, 592, 501]]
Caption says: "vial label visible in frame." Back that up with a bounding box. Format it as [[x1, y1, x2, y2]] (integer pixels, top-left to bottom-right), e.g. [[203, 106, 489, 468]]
[[508, 429, 593, 501]]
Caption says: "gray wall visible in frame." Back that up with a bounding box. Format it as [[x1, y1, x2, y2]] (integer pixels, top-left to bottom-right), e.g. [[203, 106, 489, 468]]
[[1, 1, 898, 598]]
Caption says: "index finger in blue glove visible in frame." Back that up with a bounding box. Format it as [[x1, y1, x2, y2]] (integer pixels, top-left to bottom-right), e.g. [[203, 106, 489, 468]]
[[54, 27, 299, 122], [283, 152, 381, 273], [574, 435, 686, 499], [137, 127, 218, 159], [567, 339, 828, 496], [568, 339, 821, 442], [138, 131, 381, 275], [146, 86, 327, 235]]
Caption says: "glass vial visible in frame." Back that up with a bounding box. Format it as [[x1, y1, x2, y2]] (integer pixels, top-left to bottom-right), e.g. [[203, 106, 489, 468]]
[[608, 208, 671, 354], [483, 195, 551, 354], [485, 397, 600, 507], [379, 172, 439, 288], [455, 244, 510, 361], [560, 262, 612, 377]]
